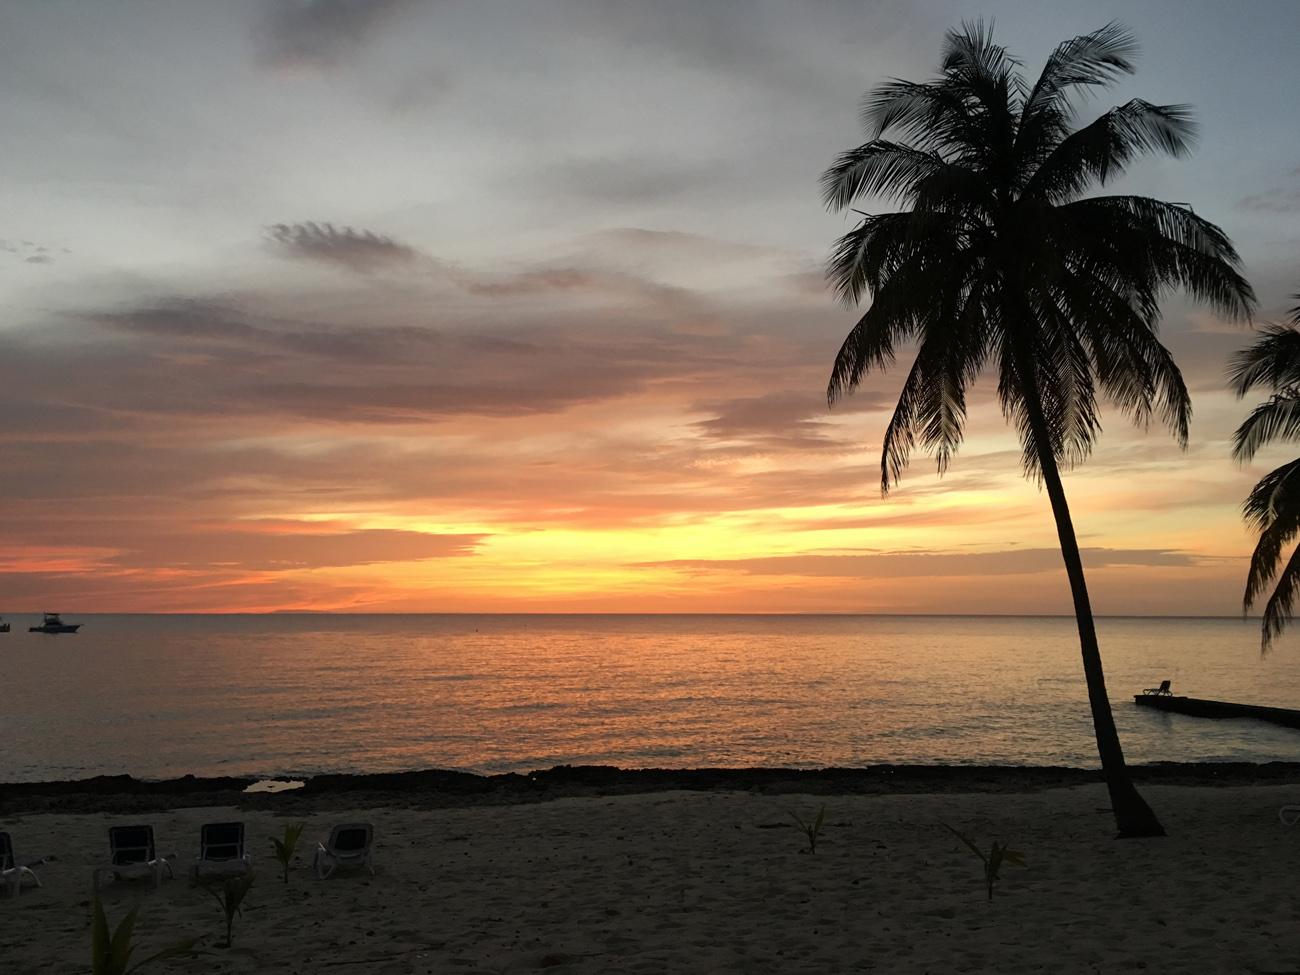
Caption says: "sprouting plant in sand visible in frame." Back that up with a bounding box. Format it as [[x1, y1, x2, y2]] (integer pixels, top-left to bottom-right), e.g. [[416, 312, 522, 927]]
[[791, 805, 827, 854], [943, 824, 1025, 901], [201, 872, 256, 948], [91, 897, 200, 974], [270, 821, 307, 883]]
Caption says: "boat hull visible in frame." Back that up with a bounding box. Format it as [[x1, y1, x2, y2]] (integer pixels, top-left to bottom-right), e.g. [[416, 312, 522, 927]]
[[28, 624, 80, 634]]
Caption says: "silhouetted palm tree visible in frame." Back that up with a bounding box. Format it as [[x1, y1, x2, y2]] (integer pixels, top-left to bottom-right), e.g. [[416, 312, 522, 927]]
[[821, 22, 1254, 837], [1230, 295, 1300, 649]]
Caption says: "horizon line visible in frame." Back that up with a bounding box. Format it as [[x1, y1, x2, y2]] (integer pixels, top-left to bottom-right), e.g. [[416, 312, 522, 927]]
[[0, 610, 1259, 621]]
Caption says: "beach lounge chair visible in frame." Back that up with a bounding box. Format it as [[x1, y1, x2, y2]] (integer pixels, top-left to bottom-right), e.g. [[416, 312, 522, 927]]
[[1280, 805, 1300, 826], [1, 831, 47, 896], [93, 825, 175, 890], [1142, 680, 1173, 696], [190, 821, 252, 880], [313, 823, 374, 879]]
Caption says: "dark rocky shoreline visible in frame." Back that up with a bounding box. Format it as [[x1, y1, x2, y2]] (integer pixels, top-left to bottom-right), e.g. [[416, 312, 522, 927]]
[[4, 761, 1300, 815]]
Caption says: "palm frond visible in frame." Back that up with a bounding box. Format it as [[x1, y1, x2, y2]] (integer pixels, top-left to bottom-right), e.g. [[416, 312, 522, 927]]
[[1058, 196, 1254, 320], [820, 141, 947, 210], [1260, 542, 1300, 650], [1016, 23, 1137, 156], [913, 285, 991, 476], [1025, 285, 1103, 466], [1228, 317, 1300, 397], [941, 20, 1019, 78], [1243, 460, 1300, 620], [1243, 458, 1300, 530], [879, 356, 925, 493], [1233, 394, 1300, 463], [825, 210, 960, 307], [1045, 262, 1191, 445], [826, 290, 912, 403], [1243, 460, 1300, 650], [1026, 100, 1196, 202], [940, 20, 1021, 122], [870, 271, 989, 492], [1026, 22, 1137, 104], [860, 78, 972, 147]]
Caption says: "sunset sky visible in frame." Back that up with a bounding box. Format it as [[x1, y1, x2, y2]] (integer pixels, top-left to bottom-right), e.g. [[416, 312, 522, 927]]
[[2, 0, 1299, 614]]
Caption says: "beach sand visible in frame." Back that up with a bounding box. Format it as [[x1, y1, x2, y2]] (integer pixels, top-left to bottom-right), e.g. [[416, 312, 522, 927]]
[[5, 783, 1299, 973]]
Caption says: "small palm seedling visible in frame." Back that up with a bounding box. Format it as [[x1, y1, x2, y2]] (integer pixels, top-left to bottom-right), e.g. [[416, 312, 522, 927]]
[[943, 824, 1025, 901], [790, 805, 827, 854], [91, 898, 199, 974], [270, 821, 307, 884], [201, 872, 256, 949]]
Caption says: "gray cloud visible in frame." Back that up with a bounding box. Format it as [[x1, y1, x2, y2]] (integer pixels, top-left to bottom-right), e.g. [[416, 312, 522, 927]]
[[539, 157, 723, 206], [386, 66, 454, 112], [585, 227, 770, 256], [1238, 166, 1300, 214], [573, 0, 901, 102], [86, 297, 443, 365], [1238, 188, 1300, 214], [267, 222, 421, 272], [255, 0, 416, 69], [452, 266, 693, 309], [0, 242, 830, 445], [1, 239, 58, 265], [691, 390, 885, 451]]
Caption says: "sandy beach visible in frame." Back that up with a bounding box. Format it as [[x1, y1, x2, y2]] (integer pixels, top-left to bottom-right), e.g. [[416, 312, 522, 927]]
[[6, 781, 1300, 973]]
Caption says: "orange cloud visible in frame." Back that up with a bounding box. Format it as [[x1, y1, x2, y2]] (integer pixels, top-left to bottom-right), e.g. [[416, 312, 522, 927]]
[[0, 228, 1266, 614]]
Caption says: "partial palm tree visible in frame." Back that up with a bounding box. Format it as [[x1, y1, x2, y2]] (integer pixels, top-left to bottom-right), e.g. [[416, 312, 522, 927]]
[[1230, 294, 1300, 649], [821, 22, 1254, 837]]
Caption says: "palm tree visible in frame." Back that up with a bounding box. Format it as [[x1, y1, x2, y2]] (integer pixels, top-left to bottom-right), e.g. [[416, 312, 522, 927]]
[[820, 22, 1254, 837], [1230, 295, 1300, 649]]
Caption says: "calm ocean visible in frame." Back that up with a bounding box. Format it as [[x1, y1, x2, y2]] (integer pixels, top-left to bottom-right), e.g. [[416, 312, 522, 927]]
[[3, 614, 1298, 782]]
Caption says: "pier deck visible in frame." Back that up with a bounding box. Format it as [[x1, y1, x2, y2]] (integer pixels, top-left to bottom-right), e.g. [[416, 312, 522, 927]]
[[1134, 693, 1300, 730]]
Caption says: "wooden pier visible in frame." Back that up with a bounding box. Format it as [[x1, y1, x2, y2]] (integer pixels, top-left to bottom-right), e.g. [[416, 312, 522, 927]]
[[1134, 693, 1300, 730]]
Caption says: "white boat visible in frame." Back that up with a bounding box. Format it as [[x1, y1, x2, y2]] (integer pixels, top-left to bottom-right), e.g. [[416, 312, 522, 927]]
[[29, 612, 80, 634]]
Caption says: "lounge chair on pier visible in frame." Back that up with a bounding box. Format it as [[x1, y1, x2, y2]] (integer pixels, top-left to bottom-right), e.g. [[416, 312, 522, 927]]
[[1142, 680, 1173, 696]]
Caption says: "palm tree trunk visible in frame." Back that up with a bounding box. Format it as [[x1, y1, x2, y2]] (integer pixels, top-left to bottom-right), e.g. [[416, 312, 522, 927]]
[[1014, 353, 1166, 838]]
